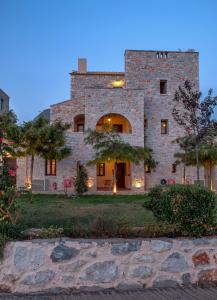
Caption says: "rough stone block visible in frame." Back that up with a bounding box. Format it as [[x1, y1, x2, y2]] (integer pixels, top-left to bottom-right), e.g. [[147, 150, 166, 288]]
[[50, 244, 79, 262], [161, 252, 188, 273], [79, 261, 118, 283], [150, 240, 172, 253], [192, 250, 210, 267]]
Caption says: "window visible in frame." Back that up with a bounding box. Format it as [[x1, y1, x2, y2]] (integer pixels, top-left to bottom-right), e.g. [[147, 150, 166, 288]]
[[144, 119, 148, 128], [160, 80, 167, 94], [0, 99, 3, 111], [172, 164, 176, 173], [113, 124, 123, 133], [145, 165, 151, 173], [161, 120, 168, 134], [45, 159, 56, 176], [74, 115, 85, 132], [97, 163, 105, 176], [77, 124, 84, 132]]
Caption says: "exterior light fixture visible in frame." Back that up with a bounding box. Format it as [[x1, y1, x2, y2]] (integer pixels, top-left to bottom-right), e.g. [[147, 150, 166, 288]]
[[87, 177, 94, 188], [133, 179, 143, 188], [112, 80, 124, 88]]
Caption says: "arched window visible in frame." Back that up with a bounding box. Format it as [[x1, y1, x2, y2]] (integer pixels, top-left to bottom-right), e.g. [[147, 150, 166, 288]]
[[74, 114, 85, 132], [96, 113, 132, 134]]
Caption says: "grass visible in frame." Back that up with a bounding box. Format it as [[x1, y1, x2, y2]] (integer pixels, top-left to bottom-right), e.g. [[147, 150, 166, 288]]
[[0, 194, 178, 242], [18, 194, 156, 229]]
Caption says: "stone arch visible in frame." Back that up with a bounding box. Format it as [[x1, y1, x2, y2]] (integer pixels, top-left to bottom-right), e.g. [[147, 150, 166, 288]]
[[96, 113, 132, 134], [74, 114, 85, 132]]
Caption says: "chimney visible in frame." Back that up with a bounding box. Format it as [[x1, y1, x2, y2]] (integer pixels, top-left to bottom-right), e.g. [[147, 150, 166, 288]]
[[78, 58, 87, 73]]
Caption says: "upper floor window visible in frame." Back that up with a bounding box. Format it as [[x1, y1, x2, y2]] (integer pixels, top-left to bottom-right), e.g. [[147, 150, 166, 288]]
[[160, 80, 167, 94], [74, 114, 85, 132], [0, 99, 3, 111], [45, 159, 56, 176], [161, 120, 168, 134], [144, 119, 148, 128]]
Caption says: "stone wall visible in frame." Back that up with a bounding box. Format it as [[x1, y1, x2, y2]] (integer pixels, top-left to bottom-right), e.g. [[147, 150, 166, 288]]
[[0, 89, 9, 115], [2, 237, 217, 293], [70, 73, 124, 98]]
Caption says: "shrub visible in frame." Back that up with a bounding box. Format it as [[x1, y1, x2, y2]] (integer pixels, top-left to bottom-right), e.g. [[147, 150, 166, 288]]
[[90, 216, 130, 237], [74, 165, 88, 195], [144, 184, 217, 236]]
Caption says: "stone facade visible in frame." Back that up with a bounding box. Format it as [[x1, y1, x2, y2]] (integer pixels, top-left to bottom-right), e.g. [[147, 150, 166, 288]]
[[2, 237, 217, 293], [0, 89, 9, 115], [17, 49, 207, 194]]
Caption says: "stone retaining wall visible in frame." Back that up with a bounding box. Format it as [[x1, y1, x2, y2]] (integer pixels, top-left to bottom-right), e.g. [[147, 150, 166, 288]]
[[1, 237, 217, 293]]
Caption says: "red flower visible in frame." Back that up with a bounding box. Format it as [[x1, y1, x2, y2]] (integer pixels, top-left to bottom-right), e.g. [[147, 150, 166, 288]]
[[9, 169, 16, 177]]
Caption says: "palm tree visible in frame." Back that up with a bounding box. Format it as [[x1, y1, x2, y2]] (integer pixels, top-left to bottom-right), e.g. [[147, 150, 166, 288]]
[[85, 128, 155, 194], [19, 117, 71, 187], [176, 144, 217, 190]]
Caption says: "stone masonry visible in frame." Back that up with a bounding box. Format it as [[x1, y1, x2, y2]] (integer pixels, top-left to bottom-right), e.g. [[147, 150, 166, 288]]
[[2, 237, 217, 293], [16, 50, 206, 194], [0, 89, 9, 115]]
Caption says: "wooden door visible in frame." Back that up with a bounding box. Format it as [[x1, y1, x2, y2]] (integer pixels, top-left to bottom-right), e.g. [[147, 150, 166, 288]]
[[116, 163, 125, 188]]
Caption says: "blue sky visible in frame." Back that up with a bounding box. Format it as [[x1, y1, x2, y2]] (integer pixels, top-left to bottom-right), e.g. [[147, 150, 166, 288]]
[[1, 0, 217, 122]]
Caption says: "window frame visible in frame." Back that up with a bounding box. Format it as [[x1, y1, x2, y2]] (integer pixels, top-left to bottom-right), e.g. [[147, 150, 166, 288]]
[[0, 99, 3, 111], [160, 80, 167, 95], [172, 163, 177, 173], [97, 163, 105, 176], [161, 119, 168, 134], [45, 159, 56, 176], [77, 123, 84, 132]]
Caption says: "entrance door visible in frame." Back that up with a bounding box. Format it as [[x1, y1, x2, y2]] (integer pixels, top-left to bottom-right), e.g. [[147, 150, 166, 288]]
[[116, 163, 125, 189]]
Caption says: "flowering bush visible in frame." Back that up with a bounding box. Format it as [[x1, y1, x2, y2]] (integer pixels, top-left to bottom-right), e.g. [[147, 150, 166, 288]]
[[0, 123, 21, 224]]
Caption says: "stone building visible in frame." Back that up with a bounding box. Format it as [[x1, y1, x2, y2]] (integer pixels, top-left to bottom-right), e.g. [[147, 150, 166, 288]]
[[17, 49, 205, 194], [0, 89, 9, 115]]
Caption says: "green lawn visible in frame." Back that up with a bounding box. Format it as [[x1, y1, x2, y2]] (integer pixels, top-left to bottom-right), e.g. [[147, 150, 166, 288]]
[[18, 194, 156, 229]]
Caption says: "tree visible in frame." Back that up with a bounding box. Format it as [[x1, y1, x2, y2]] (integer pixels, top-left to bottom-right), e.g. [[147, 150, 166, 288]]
[[74, 165, 88, 195], [173, 135, 195, 184], [172, 80, 217, 182], [19, 117, 71, 187], [85, 127, 155, 194], [181, 144, 217, 190], [0, 111, 22, 224]]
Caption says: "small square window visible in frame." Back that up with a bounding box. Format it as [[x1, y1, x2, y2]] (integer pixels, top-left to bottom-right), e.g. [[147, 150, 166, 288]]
[[161, 120, 168, 134], [160, 80, 167, 94], [144, 119, 148, 128], [97, 163, 105, 176], [172, 164, 177, 173], [45, 159, 56, 176]]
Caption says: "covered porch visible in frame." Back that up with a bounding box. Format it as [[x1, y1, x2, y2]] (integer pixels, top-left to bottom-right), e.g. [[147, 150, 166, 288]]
[[96, 161, 131, 191]]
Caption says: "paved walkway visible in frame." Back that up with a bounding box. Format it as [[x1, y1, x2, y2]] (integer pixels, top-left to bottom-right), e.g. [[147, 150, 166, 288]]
[[1, 286, 217, 300]]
